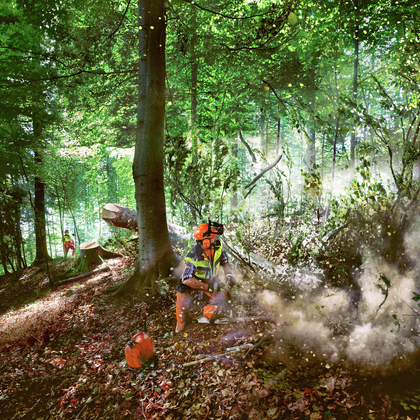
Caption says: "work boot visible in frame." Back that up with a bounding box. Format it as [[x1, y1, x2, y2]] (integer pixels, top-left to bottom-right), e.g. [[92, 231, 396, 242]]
[[175, 292, 190, 334]]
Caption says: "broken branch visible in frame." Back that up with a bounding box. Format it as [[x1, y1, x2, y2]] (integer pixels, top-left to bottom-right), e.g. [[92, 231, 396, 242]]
[[244, 154, 282, 189], [183, 344, 253, 367]]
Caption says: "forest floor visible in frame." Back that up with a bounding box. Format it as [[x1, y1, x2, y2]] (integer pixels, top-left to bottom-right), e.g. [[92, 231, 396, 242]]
[[1, 242, 420, 419]]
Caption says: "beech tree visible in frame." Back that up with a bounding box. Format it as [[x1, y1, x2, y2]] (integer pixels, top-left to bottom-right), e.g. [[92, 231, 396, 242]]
[[115, 0, 179, 296]]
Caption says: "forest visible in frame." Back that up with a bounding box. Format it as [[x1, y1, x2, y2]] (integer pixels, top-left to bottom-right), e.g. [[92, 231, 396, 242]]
[[1, 0, 420, 418]]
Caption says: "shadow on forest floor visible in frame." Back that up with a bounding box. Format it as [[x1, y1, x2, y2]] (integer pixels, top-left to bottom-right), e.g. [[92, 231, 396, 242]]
[[0, 258, 74, 316]]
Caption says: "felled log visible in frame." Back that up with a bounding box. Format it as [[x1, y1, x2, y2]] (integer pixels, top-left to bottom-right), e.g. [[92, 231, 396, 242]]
[[102, 203, 138, 232], [101, 203, 191, 245]]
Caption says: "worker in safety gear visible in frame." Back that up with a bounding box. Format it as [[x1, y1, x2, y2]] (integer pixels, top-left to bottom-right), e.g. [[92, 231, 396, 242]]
[[63, 230, 75, 258], [175, 221, 236, 334]]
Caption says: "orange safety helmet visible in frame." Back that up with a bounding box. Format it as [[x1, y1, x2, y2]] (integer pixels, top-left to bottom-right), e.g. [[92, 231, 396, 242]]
[[194, 223, 218, 241]]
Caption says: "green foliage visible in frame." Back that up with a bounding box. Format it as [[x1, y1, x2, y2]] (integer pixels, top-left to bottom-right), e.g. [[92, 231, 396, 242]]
[[232, 211, 255, 261], [302, 163, 323, 199], [1, 0, 420, 278], [265, 169, 287, 217], [286, 233, 303, 265], [391, 314, 401, 333], [164, 134, 240, 223], [412, 292, 420, 310]]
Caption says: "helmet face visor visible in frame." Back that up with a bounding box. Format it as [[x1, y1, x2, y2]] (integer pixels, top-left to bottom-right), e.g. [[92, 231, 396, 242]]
[[208, 220, 224, 235], [194, 220, 224, 240]]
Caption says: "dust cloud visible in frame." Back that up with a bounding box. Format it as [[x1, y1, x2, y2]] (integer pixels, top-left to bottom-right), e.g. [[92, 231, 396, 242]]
[[256, 245, 420, 372]]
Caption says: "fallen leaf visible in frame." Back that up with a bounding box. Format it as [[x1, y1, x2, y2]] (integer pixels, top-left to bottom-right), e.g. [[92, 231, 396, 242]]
[[326, 378, 335, 394], [267, 407, 278, 418]]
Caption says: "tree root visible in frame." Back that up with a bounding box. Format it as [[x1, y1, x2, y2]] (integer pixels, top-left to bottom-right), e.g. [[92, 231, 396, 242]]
[[59, 266, 111, 285]]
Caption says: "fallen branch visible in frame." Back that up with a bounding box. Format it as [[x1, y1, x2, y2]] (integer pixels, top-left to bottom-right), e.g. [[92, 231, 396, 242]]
[[183, 355, 246, 367], [225, 343, 253, 352], [196, 315, 274, 325], [400, 298, 420, 317], [83, 274, 113, 293], [183, 344, 252, 367], [322, 223, 349, 243], [59, 266, 111, 284], [243, 184, 256, 200], [373, 273, 391, 319], [233, 316, 274, 323], [244, 334, 274, 358], [104, 283, 124, 294]]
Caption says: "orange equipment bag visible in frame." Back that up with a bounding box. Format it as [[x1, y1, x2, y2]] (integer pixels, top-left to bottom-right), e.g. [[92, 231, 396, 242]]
[[125, 332, 155, 368]]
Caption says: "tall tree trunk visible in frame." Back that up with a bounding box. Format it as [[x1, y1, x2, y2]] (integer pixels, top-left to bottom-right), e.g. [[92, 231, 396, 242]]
[[190, 7, 198, 222], [259, 103, 266, 158], [321, 132, 325, 183], [34, 152, 50, 262], [33, 116, 50, 264], [276, 116, 281, 158], [325, 118, 340, 220], [265, 119, 269, 158], [11, 188, 25, 269], [116, 0, 178, 296], [0, 213, 10, 274], [306, 58, 317, 169], [230, 142, 238, 222], [350, 4, 360, 171]]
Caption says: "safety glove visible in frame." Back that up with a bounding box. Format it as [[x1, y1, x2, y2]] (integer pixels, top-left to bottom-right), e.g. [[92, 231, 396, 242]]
[[225, 274, 237, 288]]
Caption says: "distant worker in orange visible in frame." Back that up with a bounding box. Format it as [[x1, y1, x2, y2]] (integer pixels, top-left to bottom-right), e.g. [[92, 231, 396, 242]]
[[175, 221, 236, 333], [63, 229, 75, 258]]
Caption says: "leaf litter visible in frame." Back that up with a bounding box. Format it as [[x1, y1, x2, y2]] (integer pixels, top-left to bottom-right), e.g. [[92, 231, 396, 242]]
[[0, 253, 419, 419]]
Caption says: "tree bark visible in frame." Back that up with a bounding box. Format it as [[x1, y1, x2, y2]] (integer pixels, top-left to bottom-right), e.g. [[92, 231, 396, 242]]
[[190, 7, 199, 223], [115, 0, 179, 296], [33, 119, 50, 264], [306, 51, 317, 170], [276, 116, 281, 158], [350, 3, 360, 171], [230, 142, 239, 222], [325, 118, 340, 219]]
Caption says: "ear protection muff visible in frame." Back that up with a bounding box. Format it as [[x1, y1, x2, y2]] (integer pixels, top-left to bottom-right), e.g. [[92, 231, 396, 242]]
[[202, 238, 211, 249]]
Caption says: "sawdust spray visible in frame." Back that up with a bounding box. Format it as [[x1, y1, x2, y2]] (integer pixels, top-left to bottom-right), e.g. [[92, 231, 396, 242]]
[[255, 224, 420, 372]]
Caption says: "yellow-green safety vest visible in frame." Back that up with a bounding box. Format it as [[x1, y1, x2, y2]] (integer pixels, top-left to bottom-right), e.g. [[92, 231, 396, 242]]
[[186, 243, 224, 281]]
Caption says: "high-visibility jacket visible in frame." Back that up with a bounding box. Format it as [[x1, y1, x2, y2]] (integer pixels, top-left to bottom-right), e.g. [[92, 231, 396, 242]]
[[63, 235, 73, 242], [185, 242, 226, 281]]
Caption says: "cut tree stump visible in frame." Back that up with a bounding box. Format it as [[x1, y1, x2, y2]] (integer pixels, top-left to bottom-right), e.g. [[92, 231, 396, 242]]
[[77, 241, 104, 273]]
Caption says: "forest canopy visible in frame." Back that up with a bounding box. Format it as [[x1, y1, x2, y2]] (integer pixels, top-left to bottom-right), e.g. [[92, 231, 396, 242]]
[[1, 0, 420, 280]]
